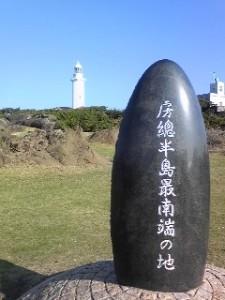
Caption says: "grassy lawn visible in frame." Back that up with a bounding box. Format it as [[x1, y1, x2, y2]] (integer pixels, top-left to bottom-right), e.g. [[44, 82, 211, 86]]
[[0, 166, 113, 299], [208, 153, 225, 267], [91, 142, 115, 161], [0, 144, 224, 299]]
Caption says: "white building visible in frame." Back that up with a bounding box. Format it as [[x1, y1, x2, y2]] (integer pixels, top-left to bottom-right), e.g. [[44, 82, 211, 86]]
[[71, 62, 85, 109], [209, 77, 225, 111]]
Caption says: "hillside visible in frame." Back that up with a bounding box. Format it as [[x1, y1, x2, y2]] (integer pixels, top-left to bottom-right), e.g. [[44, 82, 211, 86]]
[[0, 107, 225, 167], [0, 118, 109, 167]]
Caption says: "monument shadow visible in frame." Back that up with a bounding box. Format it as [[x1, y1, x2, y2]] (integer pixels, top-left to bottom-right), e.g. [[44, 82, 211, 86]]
[[0, 260, 49, 300]]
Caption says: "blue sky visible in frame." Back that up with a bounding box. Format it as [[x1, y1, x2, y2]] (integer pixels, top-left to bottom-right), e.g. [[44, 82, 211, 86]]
[[0, 0, 225, 110]]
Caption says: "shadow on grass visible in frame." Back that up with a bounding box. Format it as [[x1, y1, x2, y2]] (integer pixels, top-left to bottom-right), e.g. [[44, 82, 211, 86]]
[[0, 260, 49, 300], [0, 260, 115, 299]]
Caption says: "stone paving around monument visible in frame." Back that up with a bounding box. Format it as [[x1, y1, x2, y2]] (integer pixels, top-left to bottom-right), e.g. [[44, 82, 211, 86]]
[[18, 261, 225, 300]]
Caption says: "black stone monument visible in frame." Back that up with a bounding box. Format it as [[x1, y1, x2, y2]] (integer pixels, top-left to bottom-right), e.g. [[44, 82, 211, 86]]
[[111, 59, 210, 292]]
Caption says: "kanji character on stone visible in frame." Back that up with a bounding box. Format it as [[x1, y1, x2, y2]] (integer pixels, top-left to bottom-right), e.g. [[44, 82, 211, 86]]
[[156, 100, 174, 119], [159, 178, 176, 197], [159, 158, 175, 177], [157, 120, 175, 138], [158, 139, 175, 157], [157, 218, 175, 236], [157, 254, 175, 270], [158, 198, 175, 218]]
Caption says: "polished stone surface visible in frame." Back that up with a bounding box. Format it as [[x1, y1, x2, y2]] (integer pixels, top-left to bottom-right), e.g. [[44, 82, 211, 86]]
[[111, 59, 210, 292]]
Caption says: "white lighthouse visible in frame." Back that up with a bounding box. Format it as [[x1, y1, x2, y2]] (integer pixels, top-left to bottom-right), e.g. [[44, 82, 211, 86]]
[[71, 61, 85, 109]]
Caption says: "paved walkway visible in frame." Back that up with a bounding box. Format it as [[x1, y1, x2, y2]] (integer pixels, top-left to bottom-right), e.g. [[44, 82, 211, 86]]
[[18, 261, 225, 300]]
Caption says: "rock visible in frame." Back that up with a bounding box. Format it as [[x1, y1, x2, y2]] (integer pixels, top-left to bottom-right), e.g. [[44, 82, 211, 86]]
[[111, 59, 210, 292], [89, 128, 119, 145]]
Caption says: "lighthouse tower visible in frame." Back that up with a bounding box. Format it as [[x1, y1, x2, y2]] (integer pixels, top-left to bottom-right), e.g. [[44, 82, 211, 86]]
[[71, 62, 85, 109]]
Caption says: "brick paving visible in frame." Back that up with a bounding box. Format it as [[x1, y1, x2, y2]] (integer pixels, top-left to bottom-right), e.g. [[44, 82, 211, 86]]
[[18, 261, 225, 300]]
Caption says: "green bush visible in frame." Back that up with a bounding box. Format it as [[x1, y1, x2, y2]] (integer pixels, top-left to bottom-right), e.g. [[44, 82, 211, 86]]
[[203, 112, 225, 129], [52, 108, 120, 132], [0, 111, 5, 119]]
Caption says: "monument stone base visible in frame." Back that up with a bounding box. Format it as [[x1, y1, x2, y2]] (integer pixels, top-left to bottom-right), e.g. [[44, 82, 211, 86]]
[[18, 261, 225, 300]]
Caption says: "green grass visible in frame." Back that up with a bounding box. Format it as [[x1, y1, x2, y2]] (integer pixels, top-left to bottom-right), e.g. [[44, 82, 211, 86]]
[[208, 153, 225, 267], [0, 167, 112, 269], [0, 149, 224, 299], [0, 166, 112, 299], [91, 142, 115, 161]]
